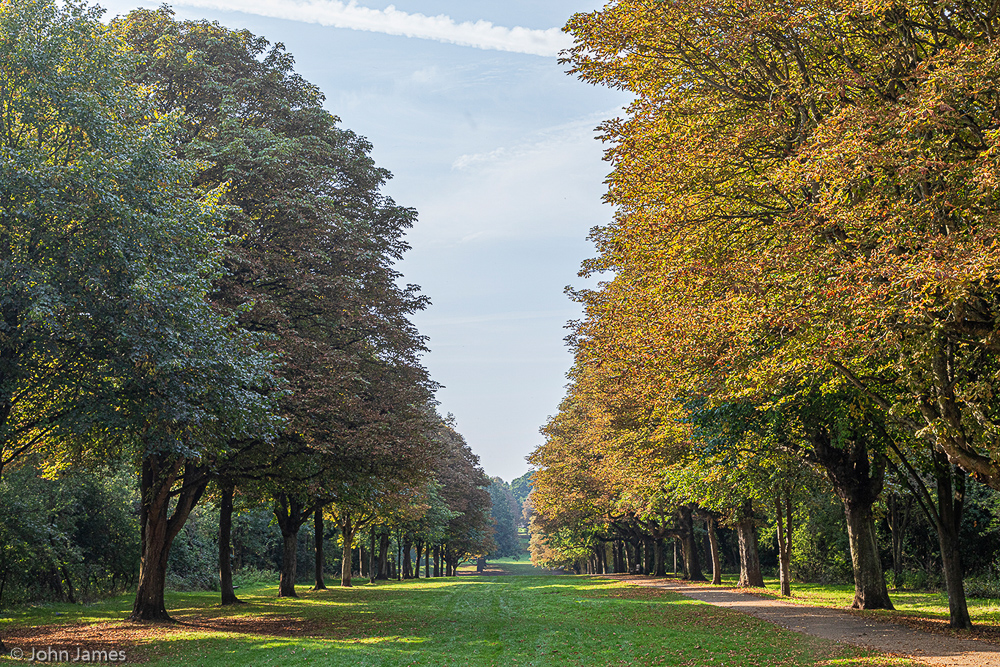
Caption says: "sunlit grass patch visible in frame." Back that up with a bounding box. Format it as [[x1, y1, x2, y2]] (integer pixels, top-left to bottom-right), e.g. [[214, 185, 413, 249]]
[[1, 575, 921, 666]]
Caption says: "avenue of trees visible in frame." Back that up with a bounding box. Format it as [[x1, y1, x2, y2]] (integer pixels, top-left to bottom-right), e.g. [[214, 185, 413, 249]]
[[0, 0, 494, 630], [528, 0, 1000, 631]]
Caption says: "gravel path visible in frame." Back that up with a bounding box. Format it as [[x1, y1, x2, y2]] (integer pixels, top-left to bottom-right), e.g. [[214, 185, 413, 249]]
[[607, 575, 1000, 667]]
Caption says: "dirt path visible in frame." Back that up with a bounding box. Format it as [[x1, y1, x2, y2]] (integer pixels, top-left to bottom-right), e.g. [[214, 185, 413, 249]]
[[606, 575, 1000, 667]]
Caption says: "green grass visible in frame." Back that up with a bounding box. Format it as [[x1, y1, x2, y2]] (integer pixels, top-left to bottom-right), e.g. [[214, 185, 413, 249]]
[[456, 557, 557, 576], [0, 575, 919, 666]]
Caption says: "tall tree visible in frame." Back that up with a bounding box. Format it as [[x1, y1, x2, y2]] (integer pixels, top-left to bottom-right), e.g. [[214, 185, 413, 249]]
[[115, 7, 434, 613]]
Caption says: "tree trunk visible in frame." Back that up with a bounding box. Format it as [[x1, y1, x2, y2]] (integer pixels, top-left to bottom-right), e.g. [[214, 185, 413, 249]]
[[413, 539, 423, 578], [274, 494, 311, 598], [131, 456, 208, 622], [736, 500, 764, 588], [219, 482, 242, 605], [339, 515, 355, 587], [433, 545, 441, 577], [313, 506, 327, 590], [933, 456, 972, 629], [679, 505, 706, 581], [809, 422, 893, 610], [279, 526, 298, 597], [424, 543, 430, 578], [377, 531, 390, 580], [842, 498, 892, 609], [706, 517, 721, 586], [654, 538, 665, 576], [403, 535, 413, 579]]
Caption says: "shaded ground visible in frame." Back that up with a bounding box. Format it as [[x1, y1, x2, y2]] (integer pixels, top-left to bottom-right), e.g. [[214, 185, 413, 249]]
[[2, 614, 332, 662], [609, 575, 1000, 667]]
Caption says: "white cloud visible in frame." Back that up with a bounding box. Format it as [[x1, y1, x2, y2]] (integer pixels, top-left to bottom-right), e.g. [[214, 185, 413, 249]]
[[392, 112, 618, 245], [171, 0, 573, 56]]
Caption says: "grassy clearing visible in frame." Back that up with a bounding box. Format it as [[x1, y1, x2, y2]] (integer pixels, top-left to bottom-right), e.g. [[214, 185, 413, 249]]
[[455, 558, 559, 576], [0, 574, 920, 666]]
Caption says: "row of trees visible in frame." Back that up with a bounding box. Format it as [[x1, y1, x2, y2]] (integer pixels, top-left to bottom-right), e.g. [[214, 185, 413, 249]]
[[528, 0, 1000, 631], [0, 0, 493, 633], [0, 420, 494, 609]]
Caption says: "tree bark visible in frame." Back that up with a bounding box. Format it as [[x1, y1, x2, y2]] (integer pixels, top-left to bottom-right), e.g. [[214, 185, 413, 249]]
[[312, 506, 327, 590], [131, 456, 208, 622], [809, 426, 893, 610], [933, 455, 972, 629], [424, 543, 430, 578], [338, 513, 355, 587], [413, 539, 423, 578], [219, 481, 242, 605], [274, 494, 311, 598], [736, 500, 765, 588], [842, 498, 892, 609], [377, 531, 390, 580], [678, 505, 705, 581], [433, 545, 441, 577]]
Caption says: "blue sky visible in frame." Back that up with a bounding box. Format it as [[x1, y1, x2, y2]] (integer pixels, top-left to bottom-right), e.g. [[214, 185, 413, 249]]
[[98, 0, 630, 481]]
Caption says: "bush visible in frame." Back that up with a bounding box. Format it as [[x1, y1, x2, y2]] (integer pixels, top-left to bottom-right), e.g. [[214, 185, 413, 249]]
[[232, 567, 280, 588], [965, 572, 1000, 599]]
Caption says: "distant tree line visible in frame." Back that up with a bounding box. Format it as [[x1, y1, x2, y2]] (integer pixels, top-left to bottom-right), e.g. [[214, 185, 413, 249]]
[[0, 0, 494, 636]]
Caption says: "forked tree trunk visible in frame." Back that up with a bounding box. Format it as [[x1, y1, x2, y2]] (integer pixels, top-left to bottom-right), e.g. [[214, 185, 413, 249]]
[[131, 456, 209, 622], [706, 517, 721, 586], [274, 494, 312, 598], [812, 424, 895, 609], [219, 482, 242, 605], [810, 427, 894, 610], [736, 500, 764, 588], [313, 506, 327, 590]]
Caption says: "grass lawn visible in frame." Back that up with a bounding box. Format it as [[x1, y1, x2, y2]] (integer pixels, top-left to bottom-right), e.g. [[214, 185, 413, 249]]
[[0, 571, 920, 666]]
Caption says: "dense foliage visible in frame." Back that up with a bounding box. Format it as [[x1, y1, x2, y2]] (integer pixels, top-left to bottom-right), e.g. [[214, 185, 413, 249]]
[[528, 0, 1000, 631], [0, 0, 494, 628]]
